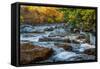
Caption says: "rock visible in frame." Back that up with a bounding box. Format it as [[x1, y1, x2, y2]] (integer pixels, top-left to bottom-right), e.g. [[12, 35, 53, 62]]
[[20, 40, 30, 44], [73, 39, 88, 43], [20, 25, 34, 33], [57, 44, 72, 51], [44, 27, 54, 31], [72, 40, 80, 44], [74, 29, 80, 33], [32, 31, 44, 33], [39, 37, 69, 42], [83, 48, 95, 56], [20, 43, 53, 64], [66, 39, 71, 43], [20, 24, 46, 33], [22, 34, 35, 38], [75, 34, 88, 43], [76, 35, 86, 39], [74, 35, 90, 43], [48, 28, 67, 37], [71, 28, 80, 33]]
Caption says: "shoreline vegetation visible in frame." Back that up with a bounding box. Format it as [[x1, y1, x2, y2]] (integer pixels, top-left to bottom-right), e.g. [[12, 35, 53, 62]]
[[20, 5, 96, 32], [20, 5, 96, 64]]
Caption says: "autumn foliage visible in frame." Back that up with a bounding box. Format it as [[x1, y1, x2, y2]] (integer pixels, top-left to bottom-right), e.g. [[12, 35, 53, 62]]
[[20, 6, 64, 23], [20, 5, 96, 32]]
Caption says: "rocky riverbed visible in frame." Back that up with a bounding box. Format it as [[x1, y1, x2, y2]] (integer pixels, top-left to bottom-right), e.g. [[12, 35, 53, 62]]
[[20, 23, 96, 64]]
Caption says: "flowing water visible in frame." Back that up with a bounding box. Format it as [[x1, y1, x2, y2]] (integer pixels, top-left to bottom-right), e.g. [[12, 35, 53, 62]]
[[20, 23, 96, 62]]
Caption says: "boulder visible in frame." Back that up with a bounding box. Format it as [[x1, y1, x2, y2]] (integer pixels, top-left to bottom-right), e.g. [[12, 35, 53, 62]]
[[48, 28, 67, 37], [44, 27, 54, 31], [57, 44, 72, 51], [71, 28, 80, 33], [75, 34, 88, 43], [83, 48, 95, 56], [20, 43, 53, 64], [72, 40, 80, 44], [20, 25, 34, 33], [76, 35, 86, 39], [72, 39, 88, 43], [39, 37, 69, 42]]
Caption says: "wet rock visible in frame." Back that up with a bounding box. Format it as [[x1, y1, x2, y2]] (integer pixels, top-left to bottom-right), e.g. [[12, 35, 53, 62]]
[[76, 35, 86, 39], [72, 40, 80, 44], [48, 28, 67, 37], [74, 29, 80, 33], [71, 28, 80, 33], [20, 25, 46, 33], [20, 43, 53, 64], [44, 27, 54, 31], [20, 40, 30, 44], [32, 31, 44, 33], [20, 25, 34, 33], [21, 34, 36, 38], [57, 44, 72, 51], [83, 48, 95, 56], [72, 34, 90, 43], [66, 39, 72, 43], [39, 37, 69, 42], [75, 34, 89, 43], [73, 39, 88, 43]]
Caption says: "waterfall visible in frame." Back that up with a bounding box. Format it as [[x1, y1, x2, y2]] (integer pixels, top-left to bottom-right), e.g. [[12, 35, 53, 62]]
[[79, 22, 83, 46], [89, 33, 95, 45]]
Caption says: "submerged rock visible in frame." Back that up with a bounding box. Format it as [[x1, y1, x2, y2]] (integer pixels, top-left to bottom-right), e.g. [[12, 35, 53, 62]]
[[72, 40, 81, 44], [72, 39, 87, 43], [44, 27, 54, 31], [20, 25, 46, 33], [39, 37, 69, 42], [57, 44, 72, 51], [20, 43, 53, 64], [71, 28, 80, 33], [48, 28, 67, 37], [76, 34, 86, 39], [20, 25, 34, 33], [83, 48, 95, 56], [52, 51, 95, 62]]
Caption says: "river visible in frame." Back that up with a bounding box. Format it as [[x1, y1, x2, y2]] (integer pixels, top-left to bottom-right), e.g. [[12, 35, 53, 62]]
[[20, 23, 96, 63]]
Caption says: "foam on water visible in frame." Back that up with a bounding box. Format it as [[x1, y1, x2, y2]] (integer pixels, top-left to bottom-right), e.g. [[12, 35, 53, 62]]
[[52, 51, 78, 61], [79, 43, 95, 52], [20, 24, 96, 62], [20, 34, 42, 42]]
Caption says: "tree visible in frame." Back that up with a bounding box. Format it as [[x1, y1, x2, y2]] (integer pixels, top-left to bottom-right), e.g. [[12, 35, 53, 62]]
[[20, 6, 64, 24]]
